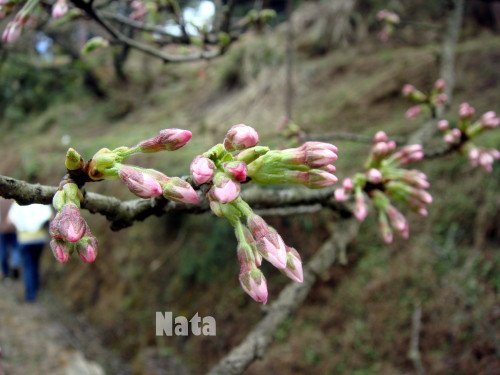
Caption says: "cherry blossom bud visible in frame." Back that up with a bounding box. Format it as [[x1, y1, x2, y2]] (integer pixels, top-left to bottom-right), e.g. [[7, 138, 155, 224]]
[[342, 177, 354, 191], [373, 131, 388, 143], [224, 161, 248, 182], [434, 93, 447, 106], [334, 188, 349, 202], [247, 215, 287, 269], [51, 204, 86, 243], [52, 0, 68, 19], [354, 190, 368, 222], [76, 235, 98, 263], [300, 142, 338, 168], [402, 84, 415, 97], [163, 177, 200, 204], [211, 174, 240, 203], [480, 111, 499, 129], [367, 168, 383, 184], [459, 102, 475, 119], [386, 205, 407, 232], [405, 105, 422, 119], [2, 21, 21, 43], [437, 120, 449, 131], [239, 267, 268, 304], [378, 213, 393, 244], [282, 247, 303, 283], [190, 155, 215, 185], [321, 164, 336, 173], [434, 79, 446, 91], [137, 128, 192, 152], [50, 239, 72, 263], [306, 169, 338, 188], [224, 124, 259, 151], [119, 165, 162, 198]]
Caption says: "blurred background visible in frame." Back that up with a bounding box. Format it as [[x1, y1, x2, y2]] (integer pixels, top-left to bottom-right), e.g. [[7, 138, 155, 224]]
[[0, 0, 499, 374]]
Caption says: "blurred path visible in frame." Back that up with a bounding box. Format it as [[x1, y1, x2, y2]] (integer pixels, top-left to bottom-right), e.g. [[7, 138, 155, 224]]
[[0, 280, 127, 375]]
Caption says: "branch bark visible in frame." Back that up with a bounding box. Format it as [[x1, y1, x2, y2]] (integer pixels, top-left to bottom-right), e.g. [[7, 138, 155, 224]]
[[206, 218, 360, 375]]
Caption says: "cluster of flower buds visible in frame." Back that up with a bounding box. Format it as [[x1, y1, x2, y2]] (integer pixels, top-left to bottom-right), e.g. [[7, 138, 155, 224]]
[[402, 79, 448, 119], [376, 9, 400, 42], [86, 128, 199, 203], [437, 104, 499, 172], [1, 0, 38, 43], [50, 181, 98, 263], [335, 131, 431, 243], [191, 124, 338, 302]]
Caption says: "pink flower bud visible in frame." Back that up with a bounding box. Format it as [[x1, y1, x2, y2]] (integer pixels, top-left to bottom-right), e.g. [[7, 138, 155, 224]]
[[402, 84, 415, 97], [434, 93, 447, 106], [372, 142, 390, 157], [437, 120, 449, 131], [76, 235, 98, 263], [119, 165, 163, 198], [2, 21, 21, 43], [334, 188, 349, 202], [405, 105, 422, 119], [373, 131, 388, 143], [443, 133, 455, 144], [163, 177, 200, 204], [50, 204, 86, 243], [378, 215, 393, 244], [342, 177, 354, 191], [354, 191, 368, 222], [300, 142, 338, 168], [239, 267, 268, 304], [52, 0, 68, 19], [367, 168, 383, 184], [434, 79, 446, 91], [137, 128, 192, 152], [224, 161, 248, 182], [190, 155, 215, 185], [247, 215, 287, 269], [303, 169, 338, 188], [321, 164, 336, 173], [223, 124, 259, 151], [282, 247, 303, 283], [50, 239, 71, 263], [386, 205, 407, 232], [459, 102, 475, 119], [211, 174, 240, 203], [480, 111, 499, 129]]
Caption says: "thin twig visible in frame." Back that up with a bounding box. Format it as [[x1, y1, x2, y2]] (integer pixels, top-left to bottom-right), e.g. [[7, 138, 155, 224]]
[[408, 305, 425, 375]]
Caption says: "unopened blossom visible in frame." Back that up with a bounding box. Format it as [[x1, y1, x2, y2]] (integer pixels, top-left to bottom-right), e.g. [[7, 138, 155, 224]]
[[190, 155, 215, 185], [282, 247, 303, 283], [373, 131, 389, 143], [386, 205, 408, 233], [300, 142, 338, 168], [137, 128, 192, 152], [480, 111, 499, 129], [239, 266, 268, 304], [50, 204, 86, 243], [393, 144, 424, 165], [224, 161, 248, 182], [459, 102, 475, 119], [163, 177, 200, 204], [211, 174, 240, 203], [342, 177, 354, 191], [378, 213, 393, 244], [247, 215, 287, 269], [52, 0, 68, 19], [434, 79, 446, 91], [402, 84, 415, 97], [297, 169, 338, 188], [75, 235, 98, 263], [444, 128, 462, 144], [50, 239, 72, 263], [224, 124, 259, 151], [118, 165, 163, 198], [334, 188, 349, 202], [353, 190, 368, 222], [437, 120, 449, 131], [367, 168, 383, 184], [405, 105, 422, 119], [469, 147, 500, 173], [2, 21, 21, 43]]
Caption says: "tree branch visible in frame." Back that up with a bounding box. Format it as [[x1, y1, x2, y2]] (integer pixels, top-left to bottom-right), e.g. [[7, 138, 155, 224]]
[[206, 218, 360, 375]]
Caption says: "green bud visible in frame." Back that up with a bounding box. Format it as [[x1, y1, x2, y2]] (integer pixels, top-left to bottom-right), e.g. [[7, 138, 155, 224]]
[[65, 148, 84, 171], [62, 182, 81, 207], [236, 146, 270, 164], [82, 36, 109, 55], [52, 190, 66, 211]]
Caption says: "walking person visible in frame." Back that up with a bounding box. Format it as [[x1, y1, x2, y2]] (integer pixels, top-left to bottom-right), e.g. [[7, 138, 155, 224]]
[[0, 198, 19, 280], [7, 202, 52, 302]]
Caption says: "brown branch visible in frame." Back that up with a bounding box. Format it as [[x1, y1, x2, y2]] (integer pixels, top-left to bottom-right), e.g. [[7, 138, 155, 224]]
[[206, 218, 360, 375], [0, 175, 350, 231]]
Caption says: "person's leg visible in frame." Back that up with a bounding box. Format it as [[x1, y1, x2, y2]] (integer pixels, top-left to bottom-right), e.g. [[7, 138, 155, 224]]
[[7, 233, 21, 276], [0, 234, 9, 277], [32, 245, 44, 297], [21, 244, 37, 302]]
